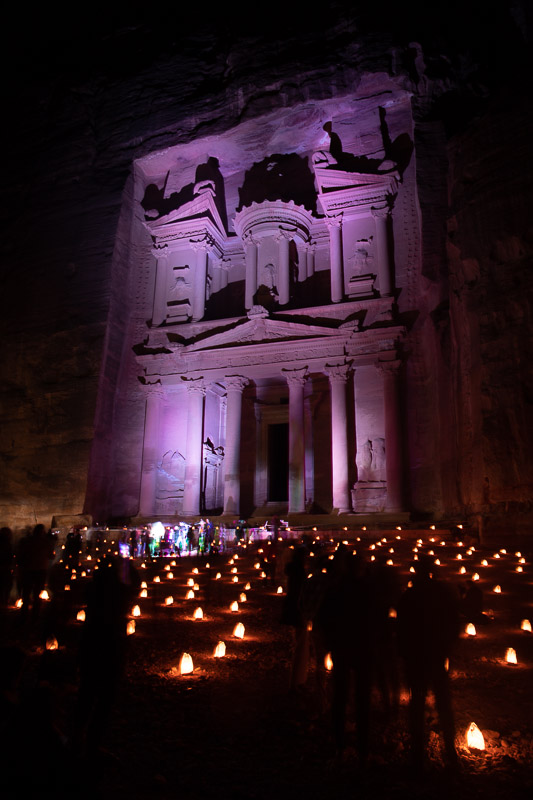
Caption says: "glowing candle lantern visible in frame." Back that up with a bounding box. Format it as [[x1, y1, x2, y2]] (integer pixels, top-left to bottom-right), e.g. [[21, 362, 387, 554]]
[[140, 589, 148, 598], [456, 554, 462, 560], [435, 559, 441, 566], [388, 608, 397, 619], [77, 609, 86, 622], [193, 583, 200, 591], [165, 596, 174, 606], [465, 623, 476, 637], [254, 562, 260, 569], [516, 566, 523, 573], [193, 607, 203, 620], [64, 585, 71, 591], [500, 548, 507, 554], [187, 578, 194, 587], [154, 576, 160, 583], [324, 653, 333, 671], [132, 605, 141, 617], [230, 601, 239, 612], [170, 560, 176, 567], [231, 567, 238, 574], [179, 653, 194, 674], [167, 572, 174, 580], [214, 641, 226, 658], [260, 571, 266, 578], [520, 619, 532, 632], [15, 599, 23, 608], [519, 557, 526, 564], [164, 565, 170, 571], [239, 593, 247, 602], [493, 584, 502, 593], [186, 590, 195, 600], [472, 573, 480, 581], [387, 559, 394, 566], [233, 622, 245, 639], [192, 567, 199, 574], [141, 563, 146, 569], [126, 620, 135, 635], [245, 582, 251, 591], [39, 590, 50, 601], [46, 637, 59, 650], [466, 723, 485, 750], [232, 576, 239, 583], [481, 559, 488, 567], [515, 551, 522, 558], [505, 647, 517, 664], [215, 573, 221, 580], [460, 566, 466, 574], [141, 581, 147, 589], [276, 586, 283, 594], [444, 658, 449, 672]]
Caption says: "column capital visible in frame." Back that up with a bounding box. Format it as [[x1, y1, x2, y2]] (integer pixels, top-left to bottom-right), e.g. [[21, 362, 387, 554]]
[[182, 376, 206, 396], [325, 362, 351, 383], [151, 244, 169, 259], [275, 228, 293, 243], [371, 206, 390, 221], [242, 231, 259, 247], [142, 381, 165, 399], [325, 213, 343, 230], [376, 359, 401, 377], [224, 375, 249, 393], [283, 367, 308, 388]]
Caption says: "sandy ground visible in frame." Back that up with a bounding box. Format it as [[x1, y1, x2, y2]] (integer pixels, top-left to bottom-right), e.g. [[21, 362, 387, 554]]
[[2, 534, 533, 799]]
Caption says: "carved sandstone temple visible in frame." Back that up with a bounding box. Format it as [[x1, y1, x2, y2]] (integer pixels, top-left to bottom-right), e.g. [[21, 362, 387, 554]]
[[91, 91, 418, 522]]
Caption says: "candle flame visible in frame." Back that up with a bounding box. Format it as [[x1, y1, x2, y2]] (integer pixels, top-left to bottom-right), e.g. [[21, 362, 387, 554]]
[[465, 623, 476, 636], [233, 622, 245, 639], [520, 618, 532, 632], [193, 607, 203, 620], [179, 653, 194, 674], [505, 647, 517, 664], [214, 641, 226, 658], [324, 653, 333, 671], [466, 722, 485, 750]]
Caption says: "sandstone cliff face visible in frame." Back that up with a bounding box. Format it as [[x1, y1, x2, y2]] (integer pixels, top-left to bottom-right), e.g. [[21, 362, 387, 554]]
[[1, 4, 531, 535]]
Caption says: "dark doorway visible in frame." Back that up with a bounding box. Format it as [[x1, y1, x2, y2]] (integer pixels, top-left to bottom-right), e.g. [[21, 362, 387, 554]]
[[268, 423, 288, 501]]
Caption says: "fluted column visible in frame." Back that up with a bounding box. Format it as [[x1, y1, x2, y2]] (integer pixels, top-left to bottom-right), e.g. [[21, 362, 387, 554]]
[[244, 233, 258, 310], [277, 231, 291, 305], [377, 360, 404, 511], [152, 246, 169, 326], [139, 385, 163, 516], [326, 363, 352, 513], [284, 368, 307, 513], [372, 208, 393, 297], [182, 379, 206, 516], [326, 215, 344, 303], [223, 376, 249, 515], [191, 240, 209, 322]]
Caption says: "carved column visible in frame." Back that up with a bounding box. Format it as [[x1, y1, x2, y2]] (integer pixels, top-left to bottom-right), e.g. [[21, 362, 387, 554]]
[[326, 215, 344, 303], [152, 246, 169, 326], [378, 360, 404, 511], [182, 379, 206, 516], [191, 239, 209, 322], [306, 242, 315, 279], [139, 385, 163, 516], [284, 368, 307, 513], [277, 230, 291, 305], [223, 376, 249, 515], [326, 363, 352, 513], [244, 234, 258, 310], [372, 208, 393, 297]]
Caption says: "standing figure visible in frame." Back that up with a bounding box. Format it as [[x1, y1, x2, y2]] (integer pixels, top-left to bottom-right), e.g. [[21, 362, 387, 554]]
[[397, 556, 460, 770]]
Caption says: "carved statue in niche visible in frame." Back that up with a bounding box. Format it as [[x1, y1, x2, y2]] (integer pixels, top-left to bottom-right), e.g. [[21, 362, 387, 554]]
[[156, 450, 185, 500], [169, 267, 190, 299], [351, 237, 374, 275], [371, 437, 386, 480], [358, 438, 386, 482], [202, 437, 224, 512]]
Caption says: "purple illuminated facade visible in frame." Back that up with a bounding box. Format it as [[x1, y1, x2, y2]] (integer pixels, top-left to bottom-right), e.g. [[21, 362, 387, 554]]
[[86, 90, 416, 522]]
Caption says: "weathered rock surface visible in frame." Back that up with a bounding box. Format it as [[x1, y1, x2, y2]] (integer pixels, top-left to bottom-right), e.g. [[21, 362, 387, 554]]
[[1, 3, 531, 535]]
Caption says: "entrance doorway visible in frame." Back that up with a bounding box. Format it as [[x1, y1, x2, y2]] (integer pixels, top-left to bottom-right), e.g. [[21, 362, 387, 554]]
[[267, 422, 288, 501]]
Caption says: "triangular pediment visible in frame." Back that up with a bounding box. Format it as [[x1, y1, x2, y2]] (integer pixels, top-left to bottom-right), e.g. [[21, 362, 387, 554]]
[[184, 315, 341, 352]]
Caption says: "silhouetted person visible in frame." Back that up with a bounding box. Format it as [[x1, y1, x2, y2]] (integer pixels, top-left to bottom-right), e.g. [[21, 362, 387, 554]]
[[318, 549, 373, 762], [281, 546, 308, 691], [459, 580, 487, 625], [0, 527, 13, 611], [72, 555, 140, 759], [397, 556, 460, 771], [18, 524, 54, 624]]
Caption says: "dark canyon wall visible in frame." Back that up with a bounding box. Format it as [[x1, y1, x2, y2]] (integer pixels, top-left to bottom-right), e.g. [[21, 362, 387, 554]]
[[1, 3, 531, 536]]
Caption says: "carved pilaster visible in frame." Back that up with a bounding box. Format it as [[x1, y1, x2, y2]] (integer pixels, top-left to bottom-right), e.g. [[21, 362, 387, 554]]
[[325, 215, 344, 303], [377, 360, 404, 511], [325, 362, 351, 513], [223, 376, 249, 515], [284, 367, 308, 513], [182, 378, 206, 515], [372, 207, 393, 297]]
